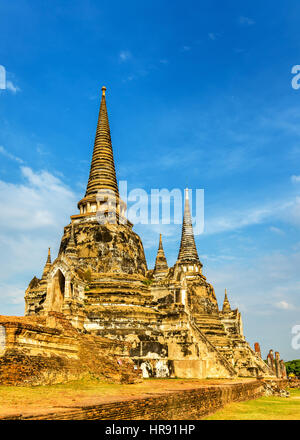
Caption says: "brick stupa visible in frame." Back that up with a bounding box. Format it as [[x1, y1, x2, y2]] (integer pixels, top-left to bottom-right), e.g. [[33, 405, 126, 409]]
[[0, 87, 282, 384]]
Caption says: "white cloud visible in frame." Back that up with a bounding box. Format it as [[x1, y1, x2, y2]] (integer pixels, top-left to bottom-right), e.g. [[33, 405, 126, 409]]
[[205, 192, 300, 235], [0, 146, 24, 163], [119, 50, 132, 62], [206, 252, 300, 308], [239, 16, 255, 26], [0, 68, 20, 95], [0, 166, 76, 231], [6, 80, 20, 94], [206, 203, 275, 235], [269, 226, 284, 235], [204, 251, 300, 359], [282, 196, 300, 226], [275, 301, 295, 310], [182, 45, 191, 51], [291, 175, 300, 183], [0, 166, 78, 310], [0, 282, 25, 305]]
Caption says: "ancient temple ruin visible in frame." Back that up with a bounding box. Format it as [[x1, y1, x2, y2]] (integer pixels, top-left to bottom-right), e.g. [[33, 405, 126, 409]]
[[1, 87, 283, 383]]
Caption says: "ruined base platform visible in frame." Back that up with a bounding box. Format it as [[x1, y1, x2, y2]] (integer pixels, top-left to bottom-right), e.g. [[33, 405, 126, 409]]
[[0, 313, 140, 386], [0, 378, 287, 420]]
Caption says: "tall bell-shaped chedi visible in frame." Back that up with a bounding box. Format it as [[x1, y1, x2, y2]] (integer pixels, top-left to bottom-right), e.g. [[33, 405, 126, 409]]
[[84, 87, 119, 197], [176, 189, 203, 274], [59, 86, 147, 275], [25, 87, 151, 328], [173, 192, 256, 373], [76, 86, 127, 224], [173, 188, 218, 312]]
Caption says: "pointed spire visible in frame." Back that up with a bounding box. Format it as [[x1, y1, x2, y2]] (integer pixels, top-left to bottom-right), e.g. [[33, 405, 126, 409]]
[[46, 247, 51, 264], [42, 248, 51, 279], [158, 233, 163, 251], [85, 86, 119, 197], [154, 234, 168, 276], [222, 288, 231, 313], [65, 224, 77, 258], [177, 189, 201, 264]]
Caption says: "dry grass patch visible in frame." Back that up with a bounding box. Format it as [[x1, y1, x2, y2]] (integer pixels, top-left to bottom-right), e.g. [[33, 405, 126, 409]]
[[205, 388, 300, 420]]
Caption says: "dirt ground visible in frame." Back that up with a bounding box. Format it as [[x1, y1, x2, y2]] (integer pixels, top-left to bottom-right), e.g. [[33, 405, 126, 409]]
[[0, 377, 254, 418]]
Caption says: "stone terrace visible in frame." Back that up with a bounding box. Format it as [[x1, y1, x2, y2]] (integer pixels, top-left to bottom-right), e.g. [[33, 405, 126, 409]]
[[0, 378, 270, 420]]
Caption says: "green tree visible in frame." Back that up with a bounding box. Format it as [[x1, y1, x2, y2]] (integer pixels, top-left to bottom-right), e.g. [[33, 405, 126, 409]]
[[285, 359, 300, 377]]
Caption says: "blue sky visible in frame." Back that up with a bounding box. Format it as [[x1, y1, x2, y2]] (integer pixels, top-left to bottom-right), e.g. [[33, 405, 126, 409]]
[[1, 0, 300, 360]]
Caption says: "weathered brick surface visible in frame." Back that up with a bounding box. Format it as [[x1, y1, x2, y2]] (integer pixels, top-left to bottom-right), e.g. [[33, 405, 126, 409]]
[[3, 380, 264, 420], [0, 349, 139, 386], [0, 350, 81, 385], [0, 314, 140, 386], [287, 379, 300, 388]]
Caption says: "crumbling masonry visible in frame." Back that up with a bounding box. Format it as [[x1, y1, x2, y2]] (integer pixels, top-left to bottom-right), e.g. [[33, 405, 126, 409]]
[[0, 87, 284, 383]]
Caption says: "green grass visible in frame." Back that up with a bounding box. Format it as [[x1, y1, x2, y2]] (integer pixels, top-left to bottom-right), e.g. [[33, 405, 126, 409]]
[[1, 378, 296, 420], [0, 377, 132, 402], [0, 377, 238, 416], [205, 388, 300, 420]]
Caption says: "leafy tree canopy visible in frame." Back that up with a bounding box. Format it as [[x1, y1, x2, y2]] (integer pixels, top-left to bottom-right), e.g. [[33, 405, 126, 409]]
[[285, 359, 300, 377]]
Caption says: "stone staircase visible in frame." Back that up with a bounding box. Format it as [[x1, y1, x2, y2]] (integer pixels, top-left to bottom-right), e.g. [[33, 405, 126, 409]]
[[192, 313, 234, 360], [185, 311, 236, 376]]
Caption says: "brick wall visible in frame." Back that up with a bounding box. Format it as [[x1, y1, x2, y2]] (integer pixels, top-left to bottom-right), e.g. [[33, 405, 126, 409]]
[[0, 314, 140, 386], [5, 380, 264, 420]]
